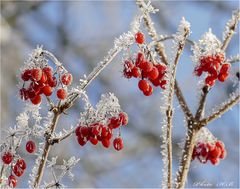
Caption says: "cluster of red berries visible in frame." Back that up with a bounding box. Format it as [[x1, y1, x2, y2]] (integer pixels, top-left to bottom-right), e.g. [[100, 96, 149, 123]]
[[192, 140, 226, 165], [194, 53, 230, 86], [1, 140, 36, 188], [123, 32, 167, 96], [19, 66, 72, 105], [75, 112, 128, 151]]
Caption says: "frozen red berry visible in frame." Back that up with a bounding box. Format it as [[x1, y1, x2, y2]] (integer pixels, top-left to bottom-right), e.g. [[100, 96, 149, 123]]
[[2, 152, 13, 164], [56, 88, 67, 100], [26, 140, 36, 153], [13, 164, 24, 177], [19, 88, 29, 100], [102, 138, 110, 148], [143, 85, 153, 96], [16, 158, 26, 170], [21, 69, 31, 81], [113, 137, 124, 151], [8, 175, 17, 188], [31, 68, 42, 81], [30, 95, 41, 105], [138, 80, 149, 92], [135, 52, 145, 67], [43, 66, 53, 79], [80, 126, 89, 137], [119, 112, 128, 126], [77, 136, 87, 146], [48, 76, 57, 88], [42, 85, 52, 96], [142, 61, 153, 72], [39, 72, 48, 83], [135, 32, 145, 44], [90, 137, 98, 145], [148, 66, 159, 80], [131, 67, 141, 78], [61, 73, 73, 86], [218, 72, 229, 82]]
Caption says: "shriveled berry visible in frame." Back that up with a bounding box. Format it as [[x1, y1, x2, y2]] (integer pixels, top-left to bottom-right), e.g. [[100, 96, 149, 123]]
[[56, 88, 67, 100], [42, 85, 52, 96], [135, 32, 145, 44], [8, 175, 17, 188], [2, 152, 13, 164], [61, 73, 73, 86], [31, 95, 41, 105], [113, 137, 124, 151], [138, 80, 149, 92], [26, 140, 36, 153]]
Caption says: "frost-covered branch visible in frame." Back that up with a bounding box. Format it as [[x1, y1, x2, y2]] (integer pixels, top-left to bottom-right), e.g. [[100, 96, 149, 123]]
[[228, 54, 240, 64], [222, 10, 239, 51], [200, 92, 240, 126], [161, 18, 190, 189]]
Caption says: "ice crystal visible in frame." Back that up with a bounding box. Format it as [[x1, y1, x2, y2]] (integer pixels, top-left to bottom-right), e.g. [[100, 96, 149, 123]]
[[192, 29, 223, 65], [136, 0, 159, 14], [195, 127, 216, 145], [223, 10, 240, 41]]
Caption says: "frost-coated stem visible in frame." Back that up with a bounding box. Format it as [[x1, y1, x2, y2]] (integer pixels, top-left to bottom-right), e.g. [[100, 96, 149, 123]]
[[200, 94, 240, 126], [33, 111, 60, 188], [175, 126, 197, 189]]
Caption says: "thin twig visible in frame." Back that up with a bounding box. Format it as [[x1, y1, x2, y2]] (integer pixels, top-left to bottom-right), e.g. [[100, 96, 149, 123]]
[[200, 94, 240, 126], [50, 129, 75, 145]]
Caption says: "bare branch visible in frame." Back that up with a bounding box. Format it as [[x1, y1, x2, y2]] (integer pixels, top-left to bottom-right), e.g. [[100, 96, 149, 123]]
[[200, 93, 240, 126]]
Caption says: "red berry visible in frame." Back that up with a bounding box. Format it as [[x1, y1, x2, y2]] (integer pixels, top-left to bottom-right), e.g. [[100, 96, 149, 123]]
[[218, 72, 229, 82], [16, 158, 26, 170], [8, 175, 17, 188], [135, 32, 145, 44], [56, 88, 67, 100], [90, 137, 98, 145], [13, 164, 24, 177], [21, 69, 31, 81], [159, 80, 167, 89], [31, 95, 41, 105], [105, 130, 113, 140], [102, 138, 110, 148], [2, 152, 13, 164], [206, 143, 215, 151], [194, 67, 203, 76], [80, 126, 89, 137], [48, 76, 57, 88], [138, 80, 149, 92], [101, 127, 109, 137], [143, 85, 153, 96], [91, 123, 103, 135], [219, 149, 227, 159], [205, 76, 215, 86], [39, 72, 48, 83], [61, 73, 73, 86], [43, 66, 53, 79], [148, 66, 159, 80], [19, 88, 29, 100], [113, 137, 124, 151], [26, 140, 36, 153], [135, 52, 145, 67], [42, 85, 52, 96], [108, 117, 121, 129], [124, 60, 134, 70], [220, 63, 230, 73], [215, 140, 225, 150], [119, 112, 128, 126], [75, 126, 81, 136], [131, 67, 141, 78], [210, 146, 221, 158], [142, 61, 153, 72], [209, 157, 220, 165], [31, 68, 42, 81], [77, 136, 87, 146]]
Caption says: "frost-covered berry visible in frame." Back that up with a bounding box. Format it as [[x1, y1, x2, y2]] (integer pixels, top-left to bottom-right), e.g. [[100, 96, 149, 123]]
[[56, 88, 67, 100], [113, 137, 124, 151], [43, 66, 53, 79], [131, 67, 141, 78], [31, 68, 42, 81], [21, 69, 31, 81], [143, 85, 153, 96], [135, 52, 144, 67], [135, 32, 145, 44], [61, 73, 73, 86], [26, 140, 36, 153], [13, 164, 24, 177], [2, 152, 13, 164], [148, 66, 159, 80], [138, 80, 149, 92], [16, 158, 26, 170], [42, 85, 52, 96], [8, 175, 17, 188], [30, 95, 41, 105], [19, 88, 29, 100], [119, 112, 128, 126], [48, 76, 57, 88]]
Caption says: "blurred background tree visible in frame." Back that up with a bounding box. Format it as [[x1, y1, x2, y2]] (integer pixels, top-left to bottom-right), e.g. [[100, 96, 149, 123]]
[[1, 1, 239, 188]]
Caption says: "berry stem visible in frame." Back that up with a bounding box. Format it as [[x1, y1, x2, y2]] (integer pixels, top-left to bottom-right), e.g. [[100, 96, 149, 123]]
[[33, 111, 60, 188]]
